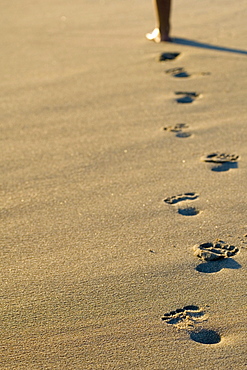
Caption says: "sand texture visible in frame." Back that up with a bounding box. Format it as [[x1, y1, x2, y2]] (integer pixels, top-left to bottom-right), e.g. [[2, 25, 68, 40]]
[[1, 0, 247, 369]]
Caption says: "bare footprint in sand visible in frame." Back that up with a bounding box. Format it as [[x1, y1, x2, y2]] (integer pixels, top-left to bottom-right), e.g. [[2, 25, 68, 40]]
[[164, 192, 199, 205], [162, 305, 221, 344], [194, 240, 241, 273], [164, 192, 200, 216], [201, 153, 239, 163], [166, 67, 191, 78], [163, 123, 192, 138], [158, 52, 180, 62], [175, 91, 201, 104], [193, 240, 240, 261], [166, 67, 210, 78], [161, 305, 205, 328], [201, 152, 239, 172]]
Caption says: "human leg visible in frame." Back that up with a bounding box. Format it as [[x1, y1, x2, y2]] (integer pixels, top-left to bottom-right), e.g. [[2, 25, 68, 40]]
[[146, 0, 172, 42], [155, 0, 171, 41]]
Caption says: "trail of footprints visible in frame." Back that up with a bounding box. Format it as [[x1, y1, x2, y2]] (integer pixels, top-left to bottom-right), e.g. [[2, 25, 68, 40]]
[[155, 50, 242, 344]]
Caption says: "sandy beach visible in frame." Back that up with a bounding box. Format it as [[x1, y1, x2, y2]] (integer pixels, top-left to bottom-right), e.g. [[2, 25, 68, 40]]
[[1, 0, 247, 368]]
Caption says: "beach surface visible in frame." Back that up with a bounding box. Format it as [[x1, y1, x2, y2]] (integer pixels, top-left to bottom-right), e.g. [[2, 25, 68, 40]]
[[1, 0, 247, 369]]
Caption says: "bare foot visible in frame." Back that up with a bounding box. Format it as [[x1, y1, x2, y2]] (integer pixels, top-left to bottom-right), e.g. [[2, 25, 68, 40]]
[[146, 28, 171, 43], [146, 28, 161, 42]]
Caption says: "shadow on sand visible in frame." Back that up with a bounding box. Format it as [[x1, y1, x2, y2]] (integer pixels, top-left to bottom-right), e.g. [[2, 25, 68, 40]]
[[196, 258, 241, 273], [211, 162, 238, 172], [172, 37, 247, 55]]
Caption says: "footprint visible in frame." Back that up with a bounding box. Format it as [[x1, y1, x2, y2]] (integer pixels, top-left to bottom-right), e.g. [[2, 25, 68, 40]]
[[162, 306, 221, 344], [166, 67, 210, 78], [164, 193, 200, 216], [163, 123, 192, 138], [164, 192, 199, 205], [166, 67, 190, 78], [201, 153, 239, 163], [193, 240, 240, 261], [175, 91, 201, 104], [161, 305, 206, 329], [194, 240, 241, 273], [201, 153, 239, 172], [158, 52, 180, 62], [163, 123, 189, 133]]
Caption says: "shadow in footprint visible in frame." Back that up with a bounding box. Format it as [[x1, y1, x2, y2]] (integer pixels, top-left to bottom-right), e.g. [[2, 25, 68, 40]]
[[196, 258, 241, 273], [178, 206, 200, 216], [176, 132, 192, 138], [177, 96, 194, 104], [175, 92, 200, 104], [190, 329, 221, 344], [211, 162, 238, 172], [159, 52, 180, 61]]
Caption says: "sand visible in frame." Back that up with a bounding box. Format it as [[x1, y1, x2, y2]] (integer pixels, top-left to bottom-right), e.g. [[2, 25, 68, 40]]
[[1, 0, 247, 369]]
